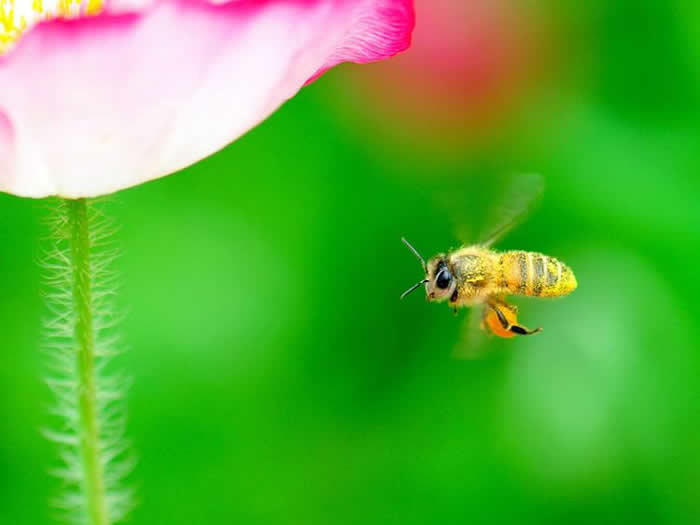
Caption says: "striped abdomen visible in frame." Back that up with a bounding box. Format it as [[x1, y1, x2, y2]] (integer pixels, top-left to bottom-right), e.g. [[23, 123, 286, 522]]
[[500, 251, 577, 298]]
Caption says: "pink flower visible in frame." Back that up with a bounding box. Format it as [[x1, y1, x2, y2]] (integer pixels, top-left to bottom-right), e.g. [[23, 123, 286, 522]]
[[0, 0, 414, 198], [345, 0, 537, 145]]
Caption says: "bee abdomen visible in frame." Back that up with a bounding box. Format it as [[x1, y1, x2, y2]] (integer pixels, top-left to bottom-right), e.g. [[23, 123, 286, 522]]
[[500, 251, 577, 298]]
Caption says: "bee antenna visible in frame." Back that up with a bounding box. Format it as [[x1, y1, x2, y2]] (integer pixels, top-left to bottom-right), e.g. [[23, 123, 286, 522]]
[[402, 237, 427, 272], [401, 279, 429, 300]]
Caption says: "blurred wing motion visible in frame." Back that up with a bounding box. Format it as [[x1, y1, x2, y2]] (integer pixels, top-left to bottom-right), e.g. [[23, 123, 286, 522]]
[[478, 173, 544, 248], [452, 306, 488, 360], [432, 185, 477, 247]]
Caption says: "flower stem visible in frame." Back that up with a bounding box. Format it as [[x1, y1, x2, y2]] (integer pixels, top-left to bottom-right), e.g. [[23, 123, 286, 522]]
[[66, 198, 110, 525]]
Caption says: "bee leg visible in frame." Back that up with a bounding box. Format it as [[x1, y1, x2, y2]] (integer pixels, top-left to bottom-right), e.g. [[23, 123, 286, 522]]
[[491, 305, 509, 328], [490, 304, 541, 336], [510, 325, 542, 336], [450, 291, 459, 316]]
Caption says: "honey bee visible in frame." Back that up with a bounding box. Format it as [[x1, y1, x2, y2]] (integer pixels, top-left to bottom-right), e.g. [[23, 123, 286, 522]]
[[401, 176, 577, 339]]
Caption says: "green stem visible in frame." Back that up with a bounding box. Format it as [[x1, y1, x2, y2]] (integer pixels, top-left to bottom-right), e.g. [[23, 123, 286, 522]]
[[66, 198, 110, 525]]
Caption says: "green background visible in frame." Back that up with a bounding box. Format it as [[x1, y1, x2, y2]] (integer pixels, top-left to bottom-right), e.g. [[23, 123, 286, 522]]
[[1, 1, 699, 523]]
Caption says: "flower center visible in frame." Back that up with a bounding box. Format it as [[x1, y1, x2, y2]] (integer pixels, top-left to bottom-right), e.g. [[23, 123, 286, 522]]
[[1, 0, 102, 54]]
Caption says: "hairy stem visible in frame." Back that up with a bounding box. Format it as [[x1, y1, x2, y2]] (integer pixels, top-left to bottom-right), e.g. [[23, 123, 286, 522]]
[[66, 199, 110, 525], [45, 198, 132, 524]]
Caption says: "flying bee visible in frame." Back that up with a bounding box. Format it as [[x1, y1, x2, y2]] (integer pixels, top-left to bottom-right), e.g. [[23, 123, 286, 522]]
[[401, 175, 577, 339]]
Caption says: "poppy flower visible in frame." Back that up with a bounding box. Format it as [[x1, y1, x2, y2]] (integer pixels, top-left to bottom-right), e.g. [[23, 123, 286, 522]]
[[0, 0, 414, 198], [343, 0, 537, 147]]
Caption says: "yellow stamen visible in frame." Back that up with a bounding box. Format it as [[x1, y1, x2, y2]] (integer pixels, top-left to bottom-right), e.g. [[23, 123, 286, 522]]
[[0, 0, 103, 55]]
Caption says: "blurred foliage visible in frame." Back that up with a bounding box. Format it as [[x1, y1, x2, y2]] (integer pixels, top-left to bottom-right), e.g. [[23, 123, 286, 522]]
[[1, 1, 699, 524]]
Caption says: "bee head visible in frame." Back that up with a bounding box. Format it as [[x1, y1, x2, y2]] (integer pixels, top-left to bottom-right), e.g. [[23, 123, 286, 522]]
[[400, 238, 455, 302], [425, 256, 456, 302]]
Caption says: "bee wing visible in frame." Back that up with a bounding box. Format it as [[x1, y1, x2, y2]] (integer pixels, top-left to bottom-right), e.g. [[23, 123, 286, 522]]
[[432, 173, 544, 247], [432, 187, 476, 245], [451, 306, 489, 360], [479, 173, 544, 248]]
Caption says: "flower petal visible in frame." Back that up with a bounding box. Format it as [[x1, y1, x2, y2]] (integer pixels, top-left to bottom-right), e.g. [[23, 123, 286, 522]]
[[0, 0, 414, 198], [0, 112, 13, 177]]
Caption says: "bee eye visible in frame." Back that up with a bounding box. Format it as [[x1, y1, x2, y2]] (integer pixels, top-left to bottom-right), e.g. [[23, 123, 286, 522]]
[[436, 269, 452, 289]]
